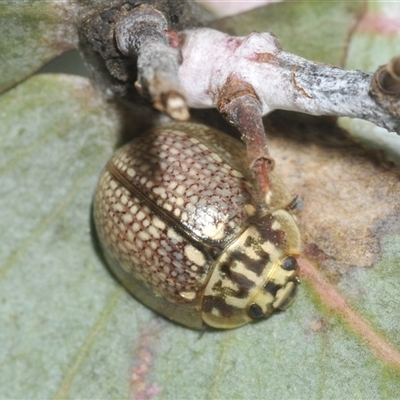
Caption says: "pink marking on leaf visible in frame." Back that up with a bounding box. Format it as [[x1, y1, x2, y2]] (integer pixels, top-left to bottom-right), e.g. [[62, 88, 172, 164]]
[[299, 257, 400, 367], [357, 14, 400, 35]]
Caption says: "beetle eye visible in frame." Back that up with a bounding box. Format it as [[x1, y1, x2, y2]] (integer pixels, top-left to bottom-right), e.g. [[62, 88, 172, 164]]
[[247, 303, 264, 319], [281, 256, 298, 271]]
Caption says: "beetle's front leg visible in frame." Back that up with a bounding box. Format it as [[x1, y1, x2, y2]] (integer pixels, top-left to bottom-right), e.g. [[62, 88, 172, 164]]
[[216, 74, 274, 211]]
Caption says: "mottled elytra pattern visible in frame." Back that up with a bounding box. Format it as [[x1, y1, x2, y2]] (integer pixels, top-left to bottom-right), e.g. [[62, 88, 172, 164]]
[[110, 127, 252, 244], [94, 126, 254, 305], [95, 169, 211, 301], [94, 123, 301, 329]]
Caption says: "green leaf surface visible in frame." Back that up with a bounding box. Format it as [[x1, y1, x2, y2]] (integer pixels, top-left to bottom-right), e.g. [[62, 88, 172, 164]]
[[1, 73, 400, 399], [1, 1, 400, 399], [211, 0, 365, 65], [0, 1, 76, 94]]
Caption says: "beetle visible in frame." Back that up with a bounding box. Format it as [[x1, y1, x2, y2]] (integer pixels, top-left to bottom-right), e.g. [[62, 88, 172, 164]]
[[93, 122, 301, 329]]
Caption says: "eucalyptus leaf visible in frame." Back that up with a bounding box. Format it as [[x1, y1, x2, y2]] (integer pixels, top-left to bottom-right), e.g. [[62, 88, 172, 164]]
[[1, 73, 400, 399], [0, 1, 76, 94], [211, 0, 365, 65], [1, 1, 400, 399], [0, 74, 140, 398]]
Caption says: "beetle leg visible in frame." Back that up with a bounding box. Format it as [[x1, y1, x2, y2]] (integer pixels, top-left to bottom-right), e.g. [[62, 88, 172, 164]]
[[217, 74, 274, 211]]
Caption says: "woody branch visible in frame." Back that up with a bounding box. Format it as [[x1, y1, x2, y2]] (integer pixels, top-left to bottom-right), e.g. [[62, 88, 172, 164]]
[[113, 8, 400, 133], [177, 28, 400, 134], [113, 3, 399, 199]]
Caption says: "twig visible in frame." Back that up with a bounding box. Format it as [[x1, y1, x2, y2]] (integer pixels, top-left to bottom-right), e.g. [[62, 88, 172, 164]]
[[114, 4, 189, 120], [177, 28, 400, 133]]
